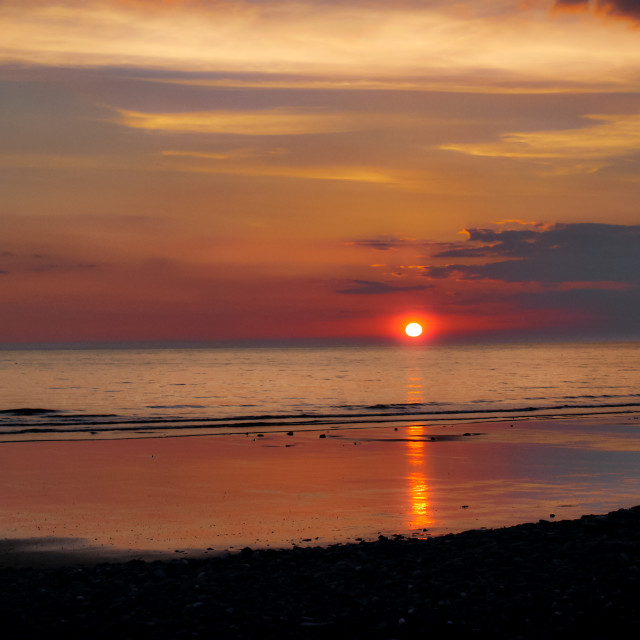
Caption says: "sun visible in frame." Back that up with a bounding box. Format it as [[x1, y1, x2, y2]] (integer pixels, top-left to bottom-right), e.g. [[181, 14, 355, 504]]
[[405, 322, 423, 337]]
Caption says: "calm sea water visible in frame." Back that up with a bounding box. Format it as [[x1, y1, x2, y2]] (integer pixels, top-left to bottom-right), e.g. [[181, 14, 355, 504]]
[[1, 341, 639, 442]]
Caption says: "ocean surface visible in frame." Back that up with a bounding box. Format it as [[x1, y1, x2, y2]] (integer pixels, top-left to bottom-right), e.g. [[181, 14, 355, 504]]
[[1, 341, 639, 442]]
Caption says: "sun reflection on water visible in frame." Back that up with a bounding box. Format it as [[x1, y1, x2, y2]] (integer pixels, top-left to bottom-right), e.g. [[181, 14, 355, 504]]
[[405, 364, 433, 530], [407, 424, 433, 529]]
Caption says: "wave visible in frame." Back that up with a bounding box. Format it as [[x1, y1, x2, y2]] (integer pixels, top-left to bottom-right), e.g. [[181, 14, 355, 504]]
[[0, 408, 63, 416]]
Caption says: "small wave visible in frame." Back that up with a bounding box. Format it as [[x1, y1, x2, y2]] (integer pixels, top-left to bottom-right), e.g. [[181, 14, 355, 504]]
[[2, 401, 640, 441], [147, 405, 208, 409], [0, 408, 62, 416], [561, 394, 630, 400], [363, 402, 445, 411]]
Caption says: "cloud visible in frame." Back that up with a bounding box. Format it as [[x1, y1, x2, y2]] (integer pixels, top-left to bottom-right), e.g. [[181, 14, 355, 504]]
[[4, 1, 640, 92], [345, 236, 423, 251], [162, 148, 287, 161], [31, 263, 98, 273], [0, 252, 99, 275], [114, 107, 367, 136], [439, 114, 640, 164], [336, 279, 431, 295], [554, 1, 640, 21], [601, 0, 640, 19], [162, 154, 399, 184], [553, 0, 591, 11], [423, 223, 640, 284]]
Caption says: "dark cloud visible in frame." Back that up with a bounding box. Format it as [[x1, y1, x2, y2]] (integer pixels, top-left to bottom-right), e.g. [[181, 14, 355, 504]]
[[420, 265, 455, 279], [31, 263, 98, 273], [425, 223, 640, 284], [0, 252, 99, 275], [419, 222, 640, 338], [336, 279, 431, 295], [433, 228, 545, 259], [600, 0, 640, 18], [0, 250, 10, 274], [554, 0, 640, 20], [346, 236, 422, 251]]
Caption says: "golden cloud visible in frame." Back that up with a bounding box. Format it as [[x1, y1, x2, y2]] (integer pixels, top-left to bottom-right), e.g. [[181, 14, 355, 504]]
[[2, 1, 640, 92], [114, 108, 368, 135], [162, 148, 287, 160], [162, 151, 400, 185], [439, 114, 640, 161]]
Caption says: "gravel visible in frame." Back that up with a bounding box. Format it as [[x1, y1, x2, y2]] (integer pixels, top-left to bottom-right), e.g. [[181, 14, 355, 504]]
[[2, 507, 640, 638]]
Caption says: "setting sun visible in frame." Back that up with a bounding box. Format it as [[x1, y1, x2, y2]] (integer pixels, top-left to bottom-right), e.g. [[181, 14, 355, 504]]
[[405, 322, 423, 337]]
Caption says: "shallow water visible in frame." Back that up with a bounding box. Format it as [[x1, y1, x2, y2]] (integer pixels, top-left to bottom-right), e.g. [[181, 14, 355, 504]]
[[1, 415, 639, 559]]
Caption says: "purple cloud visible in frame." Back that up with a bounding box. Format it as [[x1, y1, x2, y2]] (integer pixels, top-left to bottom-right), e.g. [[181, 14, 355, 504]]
[[346, 236, 423, 251], [600, 0, 640, 18], [336, 279, 431, 295], [555, 0, 640, 20], [425, 223, 640, 284]]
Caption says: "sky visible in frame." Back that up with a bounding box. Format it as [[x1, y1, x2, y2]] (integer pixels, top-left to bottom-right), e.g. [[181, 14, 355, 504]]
[[1, 0, 640, 345]]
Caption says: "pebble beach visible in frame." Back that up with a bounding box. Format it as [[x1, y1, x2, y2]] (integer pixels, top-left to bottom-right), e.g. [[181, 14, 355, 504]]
[[2, 506, 640, 639]]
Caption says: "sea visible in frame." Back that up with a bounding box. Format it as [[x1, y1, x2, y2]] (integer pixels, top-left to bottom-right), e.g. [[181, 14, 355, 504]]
[[1, 340, 639, 443]]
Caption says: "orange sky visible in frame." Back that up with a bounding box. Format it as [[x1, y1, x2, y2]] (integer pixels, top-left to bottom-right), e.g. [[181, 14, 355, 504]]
[[1, 0, 639, 345]]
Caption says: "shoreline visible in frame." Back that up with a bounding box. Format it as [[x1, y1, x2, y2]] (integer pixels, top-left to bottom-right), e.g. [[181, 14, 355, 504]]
[[2, 506, 640, 638], [2, 405, 639, 445]]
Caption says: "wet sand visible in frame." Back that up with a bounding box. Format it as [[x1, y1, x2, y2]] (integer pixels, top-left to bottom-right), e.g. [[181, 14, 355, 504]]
[[1, 414, 640, 563]]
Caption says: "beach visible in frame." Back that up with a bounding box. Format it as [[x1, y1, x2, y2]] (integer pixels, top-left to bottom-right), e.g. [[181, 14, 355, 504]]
[[2, 506, 640, 638]]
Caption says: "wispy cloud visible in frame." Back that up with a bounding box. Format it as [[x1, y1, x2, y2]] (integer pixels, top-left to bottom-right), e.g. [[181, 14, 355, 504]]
[[344, 236, 424, 251], [159, 146, 401, 184], [113, 107, 368, 136], [0, 251, 100, 276], [336, 279, 431, 295], [162, 148, 287, 161], [439, 114, 640, 167], [164, 158, 400, 185], [3, 1, 640, 92], [555, 1, 640, 22]]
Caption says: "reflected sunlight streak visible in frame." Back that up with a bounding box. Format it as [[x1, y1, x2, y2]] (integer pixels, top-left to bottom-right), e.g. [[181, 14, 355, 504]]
[[407, 424, 433, 530], [405, 366, 433, 530]]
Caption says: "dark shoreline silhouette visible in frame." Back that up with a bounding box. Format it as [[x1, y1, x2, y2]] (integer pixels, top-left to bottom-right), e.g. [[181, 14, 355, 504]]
[[2, 506, 640, 638]]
